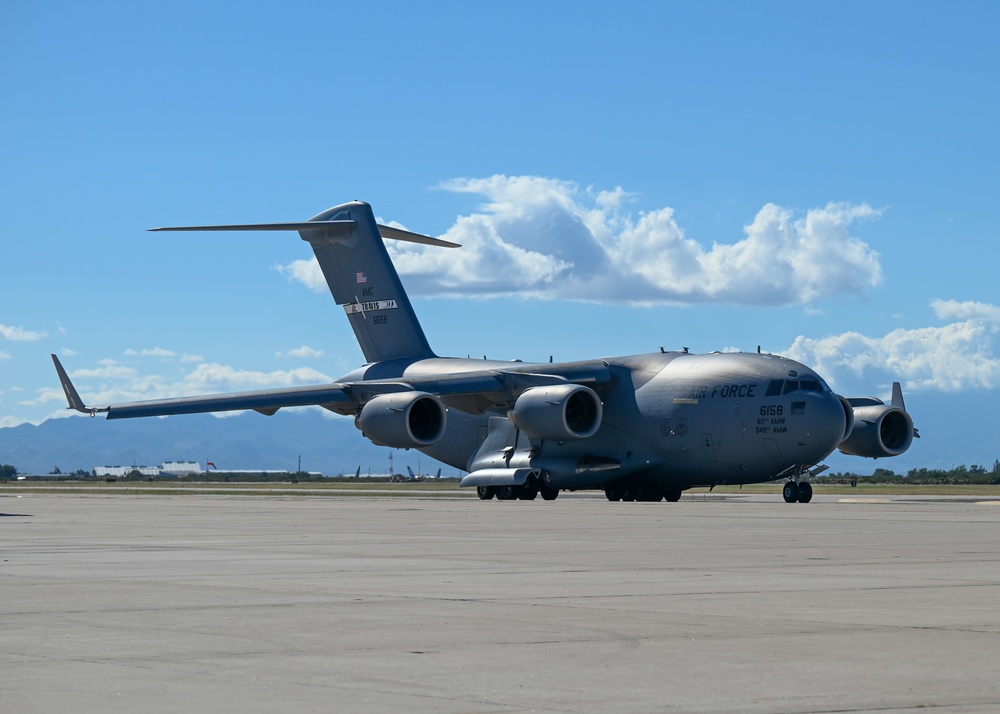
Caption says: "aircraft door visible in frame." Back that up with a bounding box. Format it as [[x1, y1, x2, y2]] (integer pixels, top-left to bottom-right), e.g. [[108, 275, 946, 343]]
[[701, 433, 718, 462]]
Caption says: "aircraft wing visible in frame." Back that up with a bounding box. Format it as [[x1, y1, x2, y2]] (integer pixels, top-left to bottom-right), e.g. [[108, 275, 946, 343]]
[[53, 355, 356, 418], [102, 385, 353, 419], [51, 355, 612, 420]]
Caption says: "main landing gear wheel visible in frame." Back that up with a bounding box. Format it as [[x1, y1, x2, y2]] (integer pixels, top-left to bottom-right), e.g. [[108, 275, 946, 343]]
[[497, 485, 517, 500], [518, 487, 538, 501], [605, 485, 622, 501], [540, 487, 559, 501], [477, 486, 496, 500], [782, 481, 813, 503], [665, 487, 682, 502]]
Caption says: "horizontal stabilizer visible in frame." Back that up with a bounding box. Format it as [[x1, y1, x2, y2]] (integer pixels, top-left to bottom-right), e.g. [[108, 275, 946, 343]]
[[149, 220, 459, 247], [377, 224, 460, 248], [149, 220, 356, 234]]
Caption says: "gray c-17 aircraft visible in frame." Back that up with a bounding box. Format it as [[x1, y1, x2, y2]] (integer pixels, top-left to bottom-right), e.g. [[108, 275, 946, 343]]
[[52, 200, 917, 503]]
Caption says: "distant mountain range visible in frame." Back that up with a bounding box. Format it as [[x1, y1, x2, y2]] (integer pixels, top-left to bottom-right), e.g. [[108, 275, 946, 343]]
[[0, 411, 396, 476]]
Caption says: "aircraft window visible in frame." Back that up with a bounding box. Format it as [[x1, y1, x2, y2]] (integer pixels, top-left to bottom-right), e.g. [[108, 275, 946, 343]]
[[799, 379, 822, 392], [765, 380, 784, 397], [783, 380, 798, 395]]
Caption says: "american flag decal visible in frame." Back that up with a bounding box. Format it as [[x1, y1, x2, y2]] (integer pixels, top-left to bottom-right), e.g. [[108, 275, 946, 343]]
[[356, 272, 367, 283]]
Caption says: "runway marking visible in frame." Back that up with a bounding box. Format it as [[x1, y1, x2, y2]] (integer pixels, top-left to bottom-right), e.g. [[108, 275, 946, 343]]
[[838, 498, 891, 504], [975, 501, 1000, 506]]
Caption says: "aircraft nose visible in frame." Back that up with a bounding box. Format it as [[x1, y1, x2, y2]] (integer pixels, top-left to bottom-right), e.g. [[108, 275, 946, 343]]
[[809, 390, 849, 455]]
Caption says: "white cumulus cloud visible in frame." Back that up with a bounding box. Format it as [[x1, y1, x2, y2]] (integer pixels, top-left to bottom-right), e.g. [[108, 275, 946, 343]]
[[277, 345, 325, 359], [72, 360, 139, 380], [124, 347, 176, 358], [1, 323, 47, 341], [930, 299, 1000, 323], [785, 299, 1000, 394], [276, 175, 884, 306], [274, 259, 328, 292], [178, 363, 332, 393]]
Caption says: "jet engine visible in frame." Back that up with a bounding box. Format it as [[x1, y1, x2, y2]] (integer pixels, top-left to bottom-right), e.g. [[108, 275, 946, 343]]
[[838, 403, 914, 458], [508, 384, 603, 441], [838, 395, 856, 442], [357, 392, 447, 449]]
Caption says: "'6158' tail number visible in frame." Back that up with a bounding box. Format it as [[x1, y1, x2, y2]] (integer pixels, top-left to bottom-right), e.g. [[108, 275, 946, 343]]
[[760, 405, 783, 417]]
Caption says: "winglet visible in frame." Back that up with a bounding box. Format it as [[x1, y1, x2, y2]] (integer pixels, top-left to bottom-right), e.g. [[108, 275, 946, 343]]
[[890, 382, 906, 410], [50, 355, 104, 416], [890, 381, 920, 438]]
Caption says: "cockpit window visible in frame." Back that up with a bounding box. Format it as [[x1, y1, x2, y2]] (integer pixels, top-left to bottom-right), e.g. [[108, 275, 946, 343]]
[[767, 378, 829, 396]]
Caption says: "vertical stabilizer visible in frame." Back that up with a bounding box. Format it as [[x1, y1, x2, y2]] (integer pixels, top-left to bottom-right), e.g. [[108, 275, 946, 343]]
[[300, 201, 435, 363]]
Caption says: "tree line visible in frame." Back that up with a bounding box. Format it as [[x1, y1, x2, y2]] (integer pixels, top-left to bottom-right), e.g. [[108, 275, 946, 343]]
[[827, 460, 1000, 485]]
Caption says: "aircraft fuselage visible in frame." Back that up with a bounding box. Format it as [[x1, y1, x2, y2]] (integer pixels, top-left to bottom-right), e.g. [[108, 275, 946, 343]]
[[341, 349, 849, 492]]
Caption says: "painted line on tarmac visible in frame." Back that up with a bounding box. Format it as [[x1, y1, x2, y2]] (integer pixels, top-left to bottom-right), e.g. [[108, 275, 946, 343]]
[[975, 501, 1000, 506], [838, 498, 891, 504]]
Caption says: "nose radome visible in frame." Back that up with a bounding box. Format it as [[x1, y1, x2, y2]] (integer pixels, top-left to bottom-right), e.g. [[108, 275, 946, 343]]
[[810, 391, 849, 455]]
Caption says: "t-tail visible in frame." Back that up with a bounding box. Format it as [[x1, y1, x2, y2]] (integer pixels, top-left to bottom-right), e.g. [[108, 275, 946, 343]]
[[303, 201, 443, 363], [150, 201, 458, 364]]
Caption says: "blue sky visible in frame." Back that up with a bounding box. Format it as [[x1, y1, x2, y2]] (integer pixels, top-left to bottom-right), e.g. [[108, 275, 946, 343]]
[[2, 1, 997, 471]]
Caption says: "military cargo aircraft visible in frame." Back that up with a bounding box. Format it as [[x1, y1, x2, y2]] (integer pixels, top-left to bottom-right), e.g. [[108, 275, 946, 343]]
[[52, 200, 917, 503], [406, 466, 442, 481]]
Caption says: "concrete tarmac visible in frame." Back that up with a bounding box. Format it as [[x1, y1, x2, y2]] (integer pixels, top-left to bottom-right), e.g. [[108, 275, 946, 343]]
[[4, 492, 1000, 713]]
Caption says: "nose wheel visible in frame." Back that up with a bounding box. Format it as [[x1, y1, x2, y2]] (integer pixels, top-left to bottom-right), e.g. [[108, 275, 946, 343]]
[[782, 481, 813, 503]]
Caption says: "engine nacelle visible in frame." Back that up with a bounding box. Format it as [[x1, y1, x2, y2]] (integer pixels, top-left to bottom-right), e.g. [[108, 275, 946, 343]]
[[357, 392, 447, 449], [838, 404, 913, 457], [838, 395, 856, 442], [508, 384, 603, 441]]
